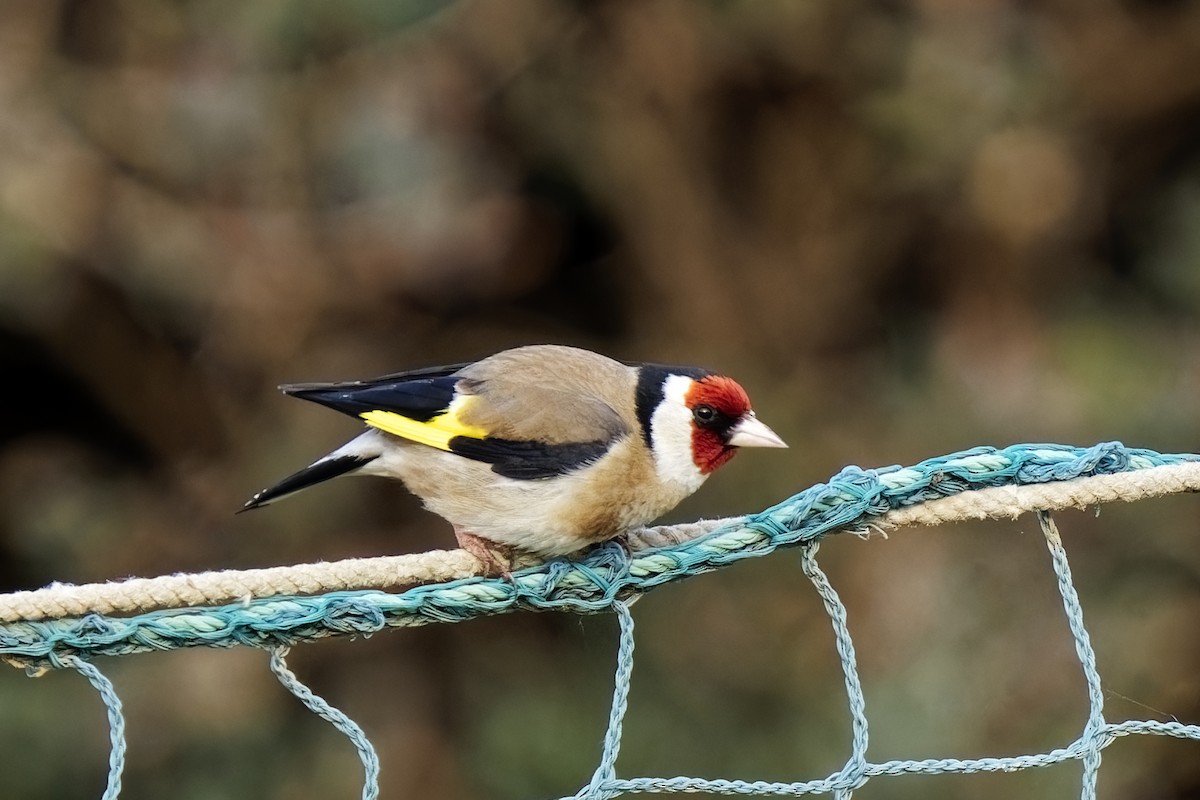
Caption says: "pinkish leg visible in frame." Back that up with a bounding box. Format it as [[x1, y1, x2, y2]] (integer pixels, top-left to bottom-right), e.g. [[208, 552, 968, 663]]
[[454, 527, 515, 578]]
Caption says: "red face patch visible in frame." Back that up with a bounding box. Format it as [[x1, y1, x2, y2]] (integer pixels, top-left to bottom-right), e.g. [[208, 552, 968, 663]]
[[684, 376, 752, 474]]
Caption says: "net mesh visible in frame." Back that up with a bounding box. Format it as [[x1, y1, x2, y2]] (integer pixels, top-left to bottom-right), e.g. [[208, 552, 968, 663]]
[[3, 441, 1199, 799]]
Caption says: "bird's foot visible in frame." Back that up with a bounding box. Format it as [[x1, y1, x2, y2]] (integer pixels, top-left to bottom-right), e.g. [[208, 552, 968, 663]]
[[454, 528, 516, 579]]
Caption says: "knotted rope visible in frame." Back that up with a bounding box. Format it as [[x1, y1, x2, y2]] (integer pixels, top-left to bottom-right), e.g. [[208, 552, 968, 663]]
[[2, 442, 1197, 664], [2, 441, 1198, 800]]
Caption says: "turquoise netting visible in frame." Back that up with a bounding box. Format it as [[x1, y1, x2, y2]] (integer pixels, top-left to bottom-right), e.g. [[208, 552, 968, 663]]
[[3, 442, 1199, 799]]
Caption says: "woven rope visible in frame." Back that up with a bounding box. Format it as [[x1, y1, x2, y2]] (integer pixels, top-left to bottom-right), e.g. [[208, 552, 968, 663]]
[[0, 524, 729, 625], [2, 443, 1199, 667], [3, 441, 1200, 800], [270, 647, 380, 800], [2, 444, 1198, 628]]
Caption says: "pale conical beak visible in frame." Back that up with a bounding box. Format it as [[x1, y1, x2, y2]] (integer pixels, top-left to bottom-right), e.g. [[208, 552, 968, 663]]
[[728, 414, 788, 448]]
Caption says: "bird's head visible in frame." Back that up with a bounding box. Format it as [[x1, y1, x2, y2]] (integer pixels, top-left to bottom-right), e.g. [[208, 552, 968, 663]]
[[638, 367, 787, 490], [682, 374, 787, 474]]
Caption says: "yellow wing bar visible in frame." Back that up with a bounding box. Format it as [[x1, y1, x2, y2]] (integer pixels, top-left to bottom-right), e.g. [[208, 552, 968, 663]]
[[359, 396, 488, 452]]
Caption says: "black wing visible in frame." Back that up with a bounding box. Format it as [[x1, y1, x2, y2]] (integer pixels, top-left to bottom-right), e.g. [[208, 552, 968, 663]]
[[281, 362, 470, 423], [446, 436, 612, 480]]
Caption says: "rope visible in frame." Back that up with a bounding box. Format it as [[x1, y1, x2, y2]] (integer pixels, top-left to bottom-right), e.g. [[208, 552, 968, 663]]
[[1, 443, 1197, 666], [570, 513, 1200, 799], [269, 648, 381, 800], [1039, 511, 1108, 798], [56, 655, 125, 800], [1, 442, 1197, 629], [877, 460, 1200, 528], [3, 441, 1200, 799], [0, 549, 488, 624], [576, 600, 635, 800], [801, 544, 868, 799]]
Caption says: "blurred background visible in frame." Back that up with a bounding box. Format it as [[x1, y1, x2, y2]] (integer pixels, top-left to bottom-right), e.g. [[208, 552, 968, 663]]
[[2, 0, 1200, 797]]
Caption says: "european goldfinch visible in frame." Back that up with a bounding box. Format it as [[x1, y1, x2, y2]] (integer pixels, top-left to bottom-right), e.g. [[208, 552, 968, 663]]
[[243, 345, 785, 567]]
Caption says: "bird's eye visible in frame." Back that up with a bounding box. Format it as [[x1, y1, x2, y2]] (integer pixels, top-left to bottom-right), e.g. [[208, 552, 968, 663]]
[[693, 404, 717, 425]]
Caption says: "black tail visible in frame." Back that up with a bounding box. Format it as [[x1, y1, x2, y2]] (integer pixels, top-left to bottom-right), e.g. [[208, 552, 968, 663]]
[[239, 454, 377, 512]]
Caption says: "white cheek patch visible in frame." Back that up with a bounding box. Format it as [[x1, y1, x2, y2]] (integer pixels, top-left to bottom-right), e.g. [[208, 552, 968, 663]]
[[649, 374, 708, 494]]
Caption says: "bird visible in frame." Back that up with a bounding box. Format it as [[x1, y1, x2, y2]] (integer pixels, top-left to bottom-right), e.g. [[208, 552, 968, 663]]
[[243, 344, 786, 571]]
